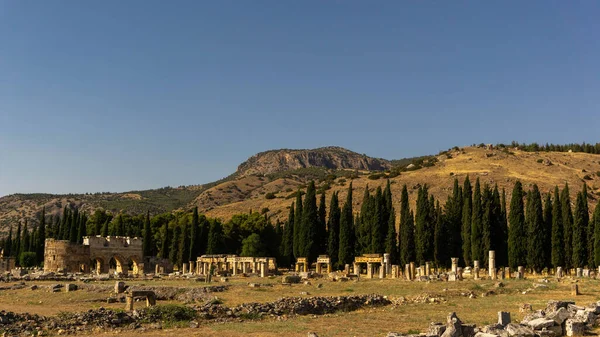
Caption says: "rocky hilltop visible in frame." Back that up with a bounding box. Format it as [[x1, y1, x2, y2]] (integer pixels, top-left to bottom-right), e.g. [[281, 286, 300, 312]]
[[236, 146, 391, 177]]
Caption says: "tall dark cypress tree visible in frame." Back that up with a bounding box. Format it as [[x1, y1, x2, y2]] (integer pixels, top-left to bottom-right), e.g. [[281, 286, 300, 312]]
[[399, 184, 415, 266], [301, 181, 320, 262], [101, 219, 109, 237], [178, 216, 190, 267], [551, 186, 564, 268], [490, 185, 507, 267], [526, 185, 545, 272], [37, 207, 46, 262], [318, 192, 327, 252], [60, 207, 68, 240], [371, 186, 385, 254], [471, 178, 483, 264], [169, 224, 181, 266], [445, 179, 463, 262], [282, 203, 295, 266], [21, 221, 30, 255], [561, 183, 574, 270], [69, 208, 79, 243], [462, 176, 473, 266], [198, 215, 209, 255], [433, 201, 447, 267], [499, 188, 509, 267], [357, 187, 372, 255], [13, 222, 22, 260], [77, 212, 87, 244], [573, 191, 588, 268], [593, 202, 600, 266], [143, 211, 153, 257], [583, 184, 594, 267], [385, 205, 398, 264], [508, 181, 526, 268], [189, 207, 199, 261], [160, 221, 169, 259], [338, 182, 354, 267], [5, 226, 12, 257], [293, 191, 303, 258], [327, 192, 341, 268], [415, 185, 433, 264], [480, 184, 492, 267], [542, 192, 553, 269]]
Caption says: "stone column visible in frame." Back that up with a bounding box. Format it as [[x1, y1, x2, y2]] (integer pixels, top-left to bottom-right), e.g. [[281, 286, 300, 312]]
[[182, 263, 188, 274], [419, 265, 425, 277], [353, 263, 359, 275], [504, 267, 510, 279], [456, 267, 463, 280], [316, 263, 321, 274], [155, 265, 160, 275], [556, 266, 563, 278], [379, 264, 385, 279], [391, 265, 399, 278], [383, 253, 391, 275], [367, 263, 373, 279], [451, 258, 459, 274], [327, 263, 331, 274], [345, 264, 350, 274], [488, 251, 496, 279], [260, 262, 267, 277], [473, 260, 480, 280], [517, 266, 524, 279], [242, 262, 247, 274], [405, 264, 411, 280], [425, 262, 431, 276], [410, 262, 415, 280], [576, 268, 583, 277], [189, 261, 195, 274], [232, 262, 237, 276]]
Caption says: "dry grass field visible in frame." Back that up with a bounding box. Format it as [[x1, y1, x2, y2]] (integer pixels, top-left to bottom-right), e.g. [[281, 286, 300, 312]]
[[2, 274, 599, 336]]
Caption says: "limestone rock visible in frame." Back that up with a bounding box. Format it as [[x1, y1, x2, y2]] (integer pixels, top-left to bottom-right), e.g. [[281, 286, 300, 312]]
[[505, 323, 535, 337], [282, 275, 301, 284], [441, 312, 462, 337], [475, 333, 501, 337], [526, 318, 555, 330], [565, 319, 585, 336], [546, 307, 570, 325]]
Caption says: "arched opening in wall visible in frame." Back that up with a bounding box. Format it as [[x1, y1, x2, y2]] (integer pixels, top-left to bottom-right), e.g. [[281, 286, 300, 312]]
[[110, 255, 128, 275], [127, 256, 143, 275], [90, 257, 106, 274]]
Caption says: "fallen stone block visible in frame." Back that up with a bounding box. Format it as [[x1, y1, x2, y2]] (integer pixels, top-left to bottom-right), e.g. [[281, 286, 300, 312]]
[[282, 275, 301, 284], [547, 307, 570, 325], [475, 333, 501, 337], [575, 310, 595, 324], [526, 318, 555, 330], [565, 319, 585, 336], [428, 322, 446, 336], [505, 323, 535, 337], [498, 312, 511, 326]]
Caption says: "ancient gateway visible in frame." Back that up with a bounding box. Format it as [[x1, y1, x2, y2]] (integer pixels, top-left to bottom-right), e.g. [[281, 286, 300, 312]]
[[44, 236, 144, 275]]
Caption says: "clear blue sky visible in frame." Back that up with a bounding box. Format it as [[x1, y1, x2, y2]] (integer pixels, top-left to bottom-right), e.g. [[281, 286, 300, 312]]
[[1, 1, 599, 197]]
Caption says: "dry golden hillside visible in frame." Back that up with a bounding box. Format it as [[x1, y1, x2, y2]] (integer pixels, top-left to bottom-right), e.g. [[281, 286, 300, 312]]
[[200, 147, 600, 224]]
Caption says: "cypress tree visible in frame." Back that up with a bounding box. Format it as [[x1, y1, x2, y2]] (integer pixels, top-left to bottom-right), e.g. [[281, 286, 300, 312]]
[[327, 192, 341, 268], [30, 226, 37, 253], [508, 181, 527, 268], [583, 184, 594, 267], [561, 183, 574, 270], [462, 176, 473, 266], [143, 211, 153, 257], [415, 185, 433, 264], [433, 201, 446, 267], [5, 226, 12, 257], [293, 191, 303, 258], [385, 205, 398, 264], [526, 185, 545, 272], [160, 221, 169, 259], [169, 224, 181, 266], [543, 192, 553, 269], [471, 178, 483, 264], [282, 203, 295, 266], [189, 207, 199, 261], [318, 192, 327, 252], [499, 188, 509, 267], [371, 187, 385, 254], [178, 216, 190, 267], [21, 221, 30, 255], [206, 219, 223, 254], [489, 185, 505, 265], [357, 187, 372, 255], [593, 202, 600, 266], [197, 215, 209, 255], [59, 207, 68, 240], [301, 181, 320, 262], [77, 212, 87, 244], [69, 208, 79, 243], [446, 179, 463, 262], [338, 182, 355, 267], [37, 207, 46, 262], [399, 184, 415, 266], [101, 219, 109, 237], [480, 184, 492, 266], [13, 222, 21, 259], [573, 191, 588, 268], [551, 186, 564, 268]]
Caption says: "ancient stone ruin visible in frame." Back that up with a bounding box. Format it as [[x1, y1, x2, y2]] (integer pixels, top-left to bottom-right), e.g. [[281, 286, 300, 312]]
[[0, 249, 16, 272], [44, 236, 144, 275]]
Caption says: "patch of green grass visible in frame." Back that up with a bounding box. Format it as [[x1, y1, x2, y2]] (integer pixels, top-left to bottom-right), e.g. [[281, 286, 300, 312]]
[[342, 288, 354, 292], [141, 304, 197, 323]]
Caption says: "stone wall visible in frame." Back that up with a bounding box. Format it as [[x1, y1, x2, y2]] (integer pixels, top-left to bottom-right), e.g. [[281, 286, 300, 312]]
[[44, 239, 90, 273]]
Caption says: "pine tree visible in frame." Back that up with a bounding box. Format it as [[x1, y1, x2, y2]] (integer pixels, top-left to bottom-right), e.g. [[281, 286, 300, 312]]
[[69, 208, 79, 243], [206, 219, 223, 254], [318, 192, 327, 252], [471, 178, 483, 264], [160, 221, 169, 258], [189, 208, 199, 261], [415, 185, 433, 264], [293, 191, 303, 258], [338, 182, 355, 267], [508, 181, 527, 268], [143, 211, 153, 257], [101, 219, 109, 237], [583, 184, 594, 267], [593, 202, 600, 266], [551, 186, 565, 268], [13, 222, 22, 259], [400, 184, 415, 266], [371, 186, 385, 254], [526, 185, 545, 272], [480, 184, 492, 266], [561, 183, 574, 270], [357, 187, 372, 255], [21, 221, 30, 255], [573, 191, 588, 268], [77, 212, 87, 244], [327, 192, 341, 268], [445, 179, 463, 262], [301, 181, 320, 262], [282, 203, 295, 266], [462, 176, 473, 266], [433, 201, 447, 267], [37, 207, 46, 262]]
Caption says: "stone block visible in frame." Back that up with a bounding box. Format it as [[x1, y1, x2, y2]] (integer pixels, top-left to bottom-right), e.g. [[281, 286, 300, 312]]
[[115, 281, 125, 294], [65, 283, 78, 292], [547, 307, 570, 325], [571, 284, 580, 296], [575, 310, 595, 324], [475, 333, 501, 337], [505, 323, 535, 337], [498, 312, 511, 326], [282, 275, 301, 284], [526, 318, 555, 330], [427, 323, 446, 336], [565, 319, 585, 336]]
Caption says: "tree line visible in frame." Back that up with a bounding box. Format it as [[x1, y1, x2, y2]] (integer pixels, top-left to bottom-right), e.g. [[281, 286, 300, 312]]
[[1, 177, 599, 273]]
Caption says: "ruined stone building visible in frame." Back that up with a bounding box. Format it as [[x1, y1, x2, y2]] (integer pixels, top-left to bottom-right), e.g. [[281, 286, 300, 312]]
[[0, 249, 16, 272], [44, 236, 144, 275]]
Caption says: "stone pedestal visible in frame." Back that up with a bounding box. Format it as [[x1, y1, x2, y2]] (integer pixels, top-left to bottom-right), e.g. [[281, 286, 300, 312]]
[[571, 284, 580, 296], [353, 263, 359, 275], [498, 311, 511, 326], [576, 268, 583, 277], [425, 262, 431, 276], [517, 266, 524, 279], [410, 262, 415, 280], [155, 265, 160, 274], [391, 265, 399, 278], [344, 264, 350, 274], [556, 267, 563, 278], [383, 253, 391, 275], [456, 267, 463, 280], [505, 267, 510, 279], [405, 264, 411, 280], [488, 251, 496, 279], [451, 257, 458, 274], [473, 260, 480, 280], [260, 262, 267, 278], [182, 263, 188, 274], [189, 261, 195, 274], [366, 263, 373, 279], [379, 265, 385, 279]]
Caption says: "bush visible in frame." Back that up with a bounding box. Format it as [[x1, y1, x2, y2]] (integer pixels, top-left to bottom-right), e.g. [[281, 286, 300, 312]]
[[19, 252, 37, 267], [596, 171, 600, 177], [537, 159, 544, 163], [368, 173, 382, 180], [583, 175, 593, 180], [142, 304, 196, 323], [265, 192, 276, 200]]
